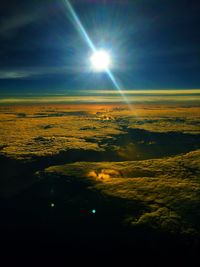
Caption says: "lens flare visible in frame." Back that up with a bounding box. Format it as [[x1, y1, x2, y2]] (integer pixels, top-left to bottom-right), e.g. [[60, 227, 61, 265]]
[[64, 0, 132, 109]]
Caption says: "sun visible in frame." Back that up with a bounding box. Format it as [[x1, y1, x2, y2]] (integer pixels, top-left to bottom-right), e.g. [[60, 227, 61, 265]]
[[90, 50, 111, 72]]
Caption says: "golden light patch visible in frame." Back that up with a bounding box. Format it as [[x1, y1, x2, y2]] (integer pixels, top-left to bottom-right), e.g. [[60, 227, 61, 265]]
[[87, 169, 121, 181]]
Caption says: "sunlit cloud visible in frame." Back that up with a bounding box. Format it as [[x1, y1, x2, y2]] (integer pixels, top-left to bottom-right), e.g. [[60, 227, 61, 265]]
[[88, 169, 121, 181], [0, 90, 200, 104]]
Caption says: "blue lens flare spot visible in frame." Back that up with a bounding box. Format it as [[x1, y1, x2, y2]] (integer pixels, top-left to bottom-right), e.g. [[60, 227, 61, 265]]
[[92, 209, 96, 214]]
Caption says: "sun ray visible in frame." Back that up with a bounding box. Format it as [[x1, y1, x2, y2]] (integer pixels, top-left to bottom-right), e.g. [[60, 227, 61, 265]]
[[63, 0, 132, 109]]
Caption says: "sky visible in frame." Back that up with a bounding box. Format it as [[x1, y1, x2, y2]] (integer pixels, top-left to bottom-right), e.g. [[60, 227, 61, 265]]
[[0, 0, 200, 95]]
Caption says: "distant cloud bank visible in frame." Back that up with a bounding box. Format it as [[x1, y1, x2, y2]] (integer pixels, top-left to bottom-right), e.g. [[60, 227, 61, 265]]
[[0, 90, 200, 104]]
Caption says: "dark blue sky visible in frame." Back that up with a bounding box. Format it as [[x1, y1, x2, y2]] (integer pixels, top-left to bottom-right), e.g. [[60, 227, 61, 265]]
[[0, 0, 200, 94]]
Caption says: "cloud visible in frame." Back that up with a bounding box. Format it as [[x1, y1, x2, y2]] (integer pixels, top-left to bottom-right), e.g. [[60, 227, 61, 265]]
[[0, 103, 200, 238], [0, 6, 43, 38], [0, 67, 64, 80], [87, 169, 121, 181], [0, 64, 95, 80], [0, 70, 32, 79], [0, 15, 36, 35], [45, 149, 200, 236]]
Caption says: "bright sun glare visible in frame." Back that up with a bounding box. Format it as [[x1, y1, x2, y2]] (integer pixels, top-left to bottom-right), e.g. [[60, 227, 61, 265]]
[[90, 50, 111, 72]]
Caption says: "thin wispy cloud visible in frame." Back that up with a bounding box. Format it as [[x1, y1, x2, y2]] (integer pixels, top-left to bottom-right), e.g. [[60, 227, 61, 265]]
[[0, 65, 92, 80], [0, 15, 36, 35]]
